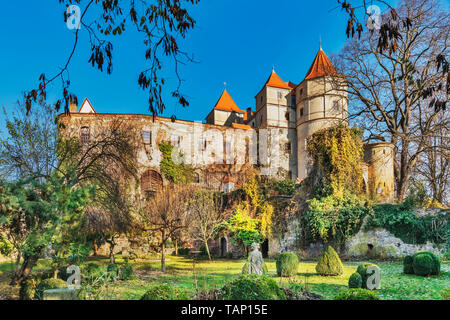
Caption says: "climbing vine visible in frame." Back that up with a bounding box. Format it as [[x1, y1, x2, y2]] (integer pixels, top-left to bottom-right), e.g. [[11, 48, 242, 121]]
[[302, 125, 370, 246], [216, 172, 274, 249], [159, 141, 194, 184], [306, 125, 364, 197]]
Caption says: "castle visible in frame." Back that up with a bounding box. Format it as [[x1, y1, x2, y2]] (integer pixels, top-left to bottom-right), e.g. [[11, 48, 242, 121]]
[[59, 48, 395, 203]]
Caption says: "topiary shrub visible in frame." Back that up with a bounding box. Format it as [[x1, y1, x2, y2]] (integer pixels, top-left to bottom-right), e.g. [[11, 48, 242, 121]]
[[119, 262, 134, 280], [334, 288, 381, 300], [356, 262, 379, 289], [403, 255, 414, 274], [241, 262, 268, 275], [413, 251, 440, 276], [34, 278, 67, 300], [348, 272, 362, 288], [221, 274, 286, 300], [276, 252, 299, 277], [141, 283, 189, 300], [315, 246, 344, 276]]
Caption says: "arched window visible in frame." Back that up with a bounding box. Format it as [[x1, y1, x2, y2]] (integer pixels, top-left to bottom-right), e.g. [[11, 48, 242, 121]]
[[81, 126, 90, 143], [141, 170, 163, 198]]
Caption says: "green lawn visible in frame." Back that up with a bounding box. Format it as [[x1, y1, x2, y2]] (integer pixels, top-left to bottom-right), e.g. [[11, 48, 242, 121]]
[[0, 255, 448, 300]]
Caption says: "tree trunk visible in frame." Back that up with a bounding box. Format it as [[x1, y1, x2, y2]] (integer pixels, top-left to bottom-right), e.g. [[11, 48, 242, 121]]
[[10, 253, 40, 286], [161, 241, 166, 273], [174, 239, 178, 256], [93, 240, 98, 256], [106, 238, 116, 264], [204, 240, 211, 260]]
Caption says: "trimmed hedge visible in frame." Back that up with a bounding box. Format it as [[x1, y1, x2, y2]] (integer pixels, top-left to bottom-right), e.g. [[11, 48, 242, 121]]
[[221, 274, 286, 300], [334, 288, 381, 300], [356, 262, 379, 289], [34, 278, 67, 300], [141, 283, 189, 300], [276, 252, 299, 277], [348, 272, 362, 288], [315, 246, 344, 276], [403, 255, 414, 274], [413, 251, 440, 276]]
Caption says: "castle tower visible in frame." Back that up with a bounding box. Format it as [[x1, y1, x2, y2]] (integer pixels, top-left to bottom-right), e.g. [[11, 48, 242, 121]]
[[364, 142, 395, 203], [250, 69, 298, 180], [295, 48, 348, 179]]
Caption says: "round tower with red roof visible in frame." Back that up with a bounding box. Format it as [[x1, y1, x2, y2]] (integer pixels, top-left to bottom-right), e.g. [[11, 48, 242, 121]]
[[294, 48, 349, 179]]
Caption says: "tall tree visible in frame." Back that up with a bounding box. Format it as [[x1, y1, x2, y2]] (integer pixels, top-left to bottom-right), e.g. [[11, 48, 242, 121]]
[[335, 0, 449, 200], [187, 189, 223, 260], [139, 185, 190, 272]]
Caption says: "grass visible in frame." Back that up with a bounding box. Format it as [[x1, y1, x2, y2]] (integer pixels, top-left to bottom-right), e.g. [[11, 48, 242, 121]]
[[0, 255, 448, 300]]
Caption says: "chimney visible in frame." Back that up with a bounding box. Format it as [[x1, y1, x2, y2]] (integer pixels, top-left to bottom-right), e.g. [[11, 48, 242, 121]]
[[69, 98, 78, 113], [246, 107, 252, 122]]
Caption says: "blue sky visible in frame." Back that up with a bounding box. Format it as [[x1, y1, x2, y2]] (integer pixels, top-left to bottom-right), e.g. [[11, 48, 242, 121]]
[[0, 0, 393, 122]]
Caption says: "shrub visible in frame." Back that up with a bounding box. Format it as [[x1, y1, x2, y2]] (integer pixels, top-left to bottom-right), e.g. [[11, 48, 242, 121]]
[[348, 272, 362, 288], [356, 263, 379, 289], [241, 262, 268, 275], [221, 274, 286, 300], [177, 248, 190, 256], [440, 288, 450, 300], [119, 262, 134, 280], [19, 276, 36, 300], [276, 252, 299, 277], [141, 283, 189, 300], [403, 255, 414, 274], [82, 263, 103, 278], [107, 263, 119, 278], [413, 251, 440, 276], [34, 278, 67, 300], [334, 288, 381, 300], [315, 246, 344, 276]]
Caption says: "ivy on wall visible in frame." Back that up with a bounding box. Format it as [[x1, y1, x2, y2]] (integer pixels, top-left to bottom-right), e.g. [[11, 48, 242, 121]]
[[158, 141, 193, 184]]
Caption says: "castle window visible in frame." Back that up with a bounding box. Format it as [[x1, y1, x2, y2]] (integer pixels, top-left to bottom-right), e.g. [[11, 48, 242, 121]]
[[285, 142, 291, 153], [291, 95, 296, 107], [141, 170, 163, 199], [277, 91, 283, 99], [299, 88, 303, 96], [333, 101, 340, 111], [171, 135, 181, 147], [285, 112, 290, 121], [198, 137, 207, 151], [300, 108, 304, 117], [81, 126, 90, 143], [193, 172, 200, 184], [142, 131, 151, 145]]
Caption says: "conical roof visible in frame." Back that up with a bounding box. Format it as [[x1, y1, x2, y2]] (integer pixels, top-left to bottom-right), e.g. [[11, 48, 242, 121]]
[[303, 48, 339, 81], [213, 89, 244, 113]]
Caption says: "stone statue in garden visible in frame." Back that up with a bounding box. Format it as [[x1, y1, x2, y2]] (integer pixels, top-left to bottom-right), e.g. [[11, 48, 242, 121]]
[[247, 242, 264, 275]]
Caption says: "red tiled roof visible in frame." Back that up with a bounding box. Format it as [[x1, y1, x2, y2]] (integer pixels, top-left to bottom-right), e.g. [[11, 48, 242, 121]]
[[231, 123, 252, 130], [223, 175, 235, 183], [264, 71, 293, 90], [213, 89, 245, 113], [303, 48, 340, 81]]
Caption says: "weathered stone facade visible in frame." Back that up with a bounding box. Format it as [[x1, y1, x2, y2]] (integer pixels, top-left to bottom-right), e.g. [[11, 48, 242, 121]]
[[57, 48, 397, 258]]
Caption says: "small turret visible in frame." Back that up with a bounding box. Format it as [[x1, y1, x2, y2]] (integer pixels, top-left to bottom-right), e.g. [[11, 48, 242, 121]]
[[364, 142, 395, 203]]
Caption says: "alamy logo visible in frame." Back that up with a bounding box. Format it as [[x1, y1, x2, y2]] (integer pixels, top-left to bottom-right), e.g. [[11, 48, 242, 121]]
[[66, 265, 81, 289], [366, 265, 381, 290], [366, 5, 382, 31], [66, 5, 81, 30]]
